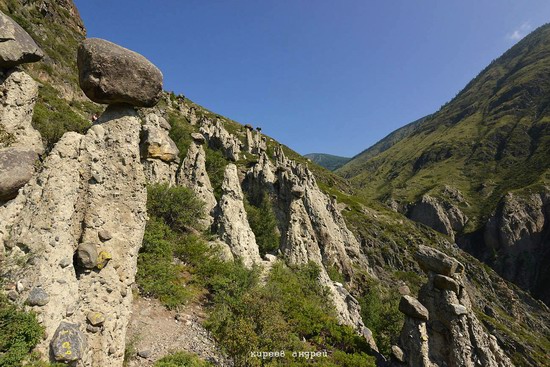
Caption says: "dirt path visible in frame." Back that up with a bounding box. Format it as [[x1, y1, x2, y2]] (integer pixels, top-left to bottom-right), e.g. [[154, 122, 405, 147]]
[[125, 296, 231, 366]]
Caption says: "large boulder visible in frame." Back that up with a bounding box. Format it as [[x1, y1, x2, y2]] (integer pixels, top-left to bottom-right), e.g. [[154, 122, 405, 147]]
[[0, 147, 37, 201], [0, 11, 43, 68], [414, 245, 463, 276], [77, 38, 162, 107]]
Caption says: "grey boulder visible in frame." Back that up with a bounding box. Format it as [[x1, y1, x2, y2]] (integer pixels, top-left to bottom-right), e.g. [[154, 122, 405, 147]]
[[414, 245, 462, 276], [0, 11, 44, 68], [0, 147, 37, 201], [27, 287, 49, 306], [77, 38, 163, 107], [50, 322, 86, 362], [399, 295, 429, 321]]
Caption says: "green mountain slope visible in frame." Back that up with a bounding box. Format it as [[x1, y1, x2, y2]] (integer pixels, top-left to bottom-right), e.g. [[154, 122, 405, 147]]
[[304, 152, 350, 171], [337, 115, 430, 178], [340, 23, 550, 230]]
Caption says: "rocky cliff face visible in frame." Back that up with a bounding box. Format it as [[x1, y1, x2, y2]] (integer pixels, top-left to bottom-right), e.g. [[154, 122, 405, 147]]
[[463, 189, 550, 305], [177, 132, 217, 224], [0, 17, 159, 365], [214, 163, 262, 268], [2, 105, 147, 366], [394, 246, 513, 367]]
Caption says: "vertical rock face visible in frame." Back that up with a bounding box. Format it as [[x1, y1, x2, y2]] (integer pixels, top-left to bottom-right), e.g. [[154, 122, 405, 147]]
[[140, 113, 179, 186], [482, 190, 550, 305], [408, 195, 467, 240], [214, 164, 261, 267], [2, 105, 147, 367], [272, 146, 362, 277], [177, 133, 217, 224], [0, 70, 43, 202], [199, 117, 241, 161], [244, 125, 266, 154], [396, 245, 513, 367]]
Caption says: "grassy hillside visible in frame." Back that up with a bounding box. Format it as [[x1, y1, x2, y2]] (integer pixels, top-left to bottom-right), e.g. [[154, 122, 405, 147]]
[[304, 153, 350, 171], [336, 115, 429, 178], [338, 23, 550, 231]]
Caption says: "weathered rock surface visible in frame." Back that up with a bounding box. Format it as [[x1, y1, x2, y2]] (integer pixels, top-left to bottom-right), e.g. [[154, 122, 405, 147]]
[[177, 134, 217, 224], [399, 295, 429, 321], [140, 113, 179, 185], [0, 69, 43, 153], [199, 117, 241, 161], [1, 105, 147, 366], [0, 11, 44, 68], [409, 195, 467, 240], [0, 68, 44, 202], [140, 123, 179, 162], [397, 246, 513, 367], [245, 125, 266, 154], [0, 147, 37, 201], [481, 190, 550, 305], [77, 38, 163, 106], [214, 164, 261, 267], [414, 244, 462, 276]]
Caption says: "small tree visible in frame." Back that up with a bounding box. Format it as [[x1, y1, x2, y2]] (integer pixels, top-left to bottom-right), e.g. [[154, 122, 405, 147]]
[[245, 193, 280, 256]]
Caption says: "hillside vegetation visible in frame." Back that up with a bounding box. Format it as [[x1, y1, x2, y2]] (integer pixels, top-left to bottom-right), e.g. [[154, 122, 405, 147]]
[[338, 23, 550, 231]]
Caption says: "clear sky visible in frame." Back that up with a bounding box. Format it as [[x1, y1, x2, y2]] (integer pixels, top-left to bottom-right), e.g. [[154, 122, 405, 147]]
[[73, 0, 550, 157]]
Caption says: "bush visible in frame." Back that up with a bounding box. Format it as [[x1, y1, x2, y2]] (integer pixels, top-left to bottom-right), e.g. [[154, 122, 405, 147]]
[[359, 282, 403, 355], [147, 184, 205, 232], [244, 193, 280, 256], [205, 262, 374, 367], [154, 351, 212, 367], [136, 217, 192, 309], [0, 294, 44, 367]]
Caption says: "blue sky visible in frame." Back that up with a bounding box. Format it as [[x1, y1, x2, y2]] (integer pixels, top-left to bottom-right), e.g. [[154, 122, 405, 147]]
[[73, 0, 550, 157]]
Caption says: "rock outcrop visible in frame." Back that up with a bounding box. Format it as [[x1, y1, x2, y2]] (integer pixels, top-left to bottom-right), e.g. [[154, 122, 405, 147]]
[[0, 37, 161, 366], [177, 132, 217, 223], [0, 10, 44, 68], [481, 190, 550, 305], [214, 164, 261, 267], [409, 195, 467, 240], [1, 106, 148, 366], [199, 117, 241, 161], [244, 125, 266, 154], [0, 30, 44, 202], [140, 113, 179, 186], [395, 245, 513, 367], [244, 145, 372, 343], [77, 38, 163, 107]]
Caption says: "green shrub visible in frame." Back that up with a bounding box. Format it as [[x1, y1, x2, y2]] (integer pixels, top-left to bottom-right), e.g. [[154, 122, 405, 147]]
[[205, 262, 374, 367], [136, 217, 192, 309], [147, 184, 205, 232], [0, 294, 44, 367], [244, 193, 280, 256], [154, 351, 212, 367], [359, 282, 403, 355]]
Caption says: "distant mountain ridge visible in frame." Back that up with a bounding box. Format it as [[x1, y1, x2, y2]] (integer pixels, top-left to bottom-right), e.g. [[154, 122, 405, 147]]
[[304, 152, 350, 171]]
